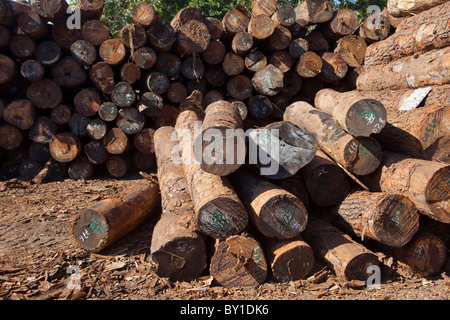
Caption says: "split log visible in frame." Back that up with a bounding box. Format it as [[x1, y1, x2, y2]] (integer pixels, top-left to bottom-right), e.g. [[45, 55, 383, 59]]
[[74, 88, 102, 117], [263, 236, 315, 282], [70, 180, 161, 252], [26, 79, 63, 110], [295, 51, 323, 78], [246, 121, 317, 180], [103, 127, 131, 155], [356, 47, 450, 91], [99, 39, 127, 66], [31, 0, 68, 21], [299, 150, 351, 207], [200, 100, 245, 176], [252, 0, 278, 16], [248, 14, 275, 41], [284, 101, 382, 176], [245, 49, 267, 72], [227, 75, 253, 101], [210, 234, 267, 288], [71, 40, 97, 67], [328, 189, 420, 247], [51, 57, 87, 89], [229, 168, 308, 239], [364, 8, 450, 68], [380, 230, 447, 277], [120, 23, 148, 50], [0, 124, 23, 150], [29, 116, 58, 144], [252, 64, 284, 96], [271, 5, 296, 28], [34, 41, 61, 67], [132, 2, 158, 28], [147, 20, 176, 52], [358, 151, 450, 224], [314, 88, 387, 137], [318, 52, 348, 83], [387, 0, 447, 17], [175, 20, 210, 56], [90, 62, 115, 95], [111, 82, 136, 108], [98, 102, 118, 122], [334, 35, 367, 68], [294, 0, 334, 26], [151, 126, 207, 281], [301, 215, 380, 281], [222, 6, 250, 36], [0, 53, 16, 84], [20, 60, 45, 82], [82, 20, 111, 46], [77, 0, 105, 22], [175, 110, 248, 240], [106, 155, 130, 178], [49, 132, 82, 163], [3, 99, 36, 131], [359, 13, 390, 43], [133, 47, 157, 70]]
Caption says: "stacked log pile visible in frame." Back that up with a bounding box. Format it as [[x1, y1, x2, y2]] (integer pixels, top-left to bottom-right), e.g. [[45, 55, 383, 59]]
[[1, 0, 449, 287]]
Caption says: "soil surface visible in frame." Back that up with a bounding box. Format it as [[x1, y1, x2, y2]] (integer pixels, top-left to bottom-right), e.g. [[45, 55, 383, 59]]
[[0, 172, 449, 301]]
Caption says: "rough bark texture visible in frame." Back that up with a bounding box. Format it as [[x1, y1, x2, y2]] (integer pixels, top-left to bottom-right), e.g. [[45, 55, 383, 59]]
[[151, 126, 207, 281], [175, 110, 248, 240], [70, 180, 161, 253], [387, 0, 448, 17]]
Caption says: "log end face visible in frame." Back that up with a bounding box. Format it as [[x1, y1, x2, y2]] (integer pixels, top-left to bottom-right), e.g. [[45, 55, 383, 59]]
[[271, 241, 315, 282], [346, 99, 387, 137], [403, 235, 447, 277], [70, 209, 109, 253], [344, 252, 380, 281]]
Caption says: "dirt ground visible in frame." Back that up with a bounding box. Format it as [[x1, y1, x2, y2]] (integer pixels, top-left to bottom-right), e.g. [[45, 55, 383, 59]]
[[0, 171, 449, 301]]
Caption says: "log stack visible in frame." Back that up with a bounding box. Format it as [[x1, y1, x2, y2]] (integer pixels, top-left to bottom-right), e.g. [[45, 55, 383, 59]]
[[1, 0, 448, 287]]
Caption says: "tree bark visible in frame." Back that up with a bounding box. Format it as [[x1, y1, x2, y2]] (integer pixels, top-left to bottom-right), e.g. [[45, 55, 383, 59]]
[[358, 151, 450, 224], [387, 0, 448, 17], [70, 180, 161, 252], [314, 88, 387, 137], [151, 126, 208, 281], [356, 47, 450, 91]]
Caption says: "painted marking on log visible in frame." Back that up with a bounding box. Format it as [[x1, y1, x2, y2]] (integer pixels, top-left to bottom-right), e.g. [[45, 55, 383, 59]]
[[431, 173, 450, 200], [348, 141, 358, 154], [252, 247, 266, 281], [176, 240, 195, 254], [389, 202, 405, 229], [279, 202, 299, 233], [412, 245, 426, 261], [422, 118, 438, 142], [211, 212, 231, 232]]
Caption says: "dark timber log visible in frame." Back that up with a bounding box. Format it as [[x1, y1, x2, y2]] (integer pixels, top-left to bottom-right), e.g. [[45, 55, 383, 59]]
[[17, 10, 48, 39], [319, 8, 359, 43], [302, 215, 380, 281], [314, 88, 387, 137], [328, 189, 420, 247], [289, 38, 309, 59], [356, 47, 450, 91], [203, 17, 224, 40], [69, 156, 94, 180], [77, 0, 105, 22], [252, 0, 278, 17], [106, 155, 130, 178], [227, 75, 253, 101], [182, 56, 205, 80], [170, 7, 202, 32], [51, 104, 72, 126], [26, 79, 63, 110], [29, 116, 58, 144], [246, 120, 316, 180], [222, 53, 245, 77], [318, 52, 348, 83], [269, 50, 293, 73], [90, 62, 115, 95], [82, 20, 111, 46], [51, 16, 83, 50], [84, 140, 109, 164], [145, 72, 170, 95], [175, 110, 248, 240], [200, 100, 245, 176], [3, 99, 36, 131], [229, 168, 308, 239], [222, 6, 250, 36], [70, 40, 97, 67], [201, 40, 226, 66], [358, 151, 450, 224], [86, 119, 107, 140], [111, 82, 136, 108], [231, 32, 253, 56], [299, 150, 351, 207], [31, 0, 68, 21], [266, 25, 292, 51], [284, 101, 382, 176], [147, 20, 176, 52], [134, 128, 156, 155], [210, 234, 267, 288], [138, 92, 163, 117], [98, 102, 118, 122], [248, 95, 273, 119], [245, 49, 267, 73], [51, 57, 87, 89], [133, 47, 157, 70], [20, 60, 45, 82], [35, 41, 61, 67], [0, 53, 16, 84], [74, 88, 102, 117], [271, 5, 296, 28], [151, 126, 207, 281], [120, 62, 141, 84], [0, 124, 23, 150], [70, 180, 161, 253]]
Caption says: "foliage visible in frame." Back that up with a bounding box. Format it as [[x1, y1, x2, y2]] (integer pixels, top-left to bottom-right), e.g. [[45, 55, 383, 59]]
[[67, 0, 387, 38]]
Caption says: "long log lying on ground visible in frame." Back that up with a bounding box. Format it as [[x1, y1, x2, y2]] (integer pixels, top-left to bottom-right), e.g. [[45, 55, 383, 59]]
[[387, 0, 448, 17], [327, 189, 420, 247], [358, 151, 450, 224], [356, 47, 450, 91], [246, 120, 317, 180], [70, 180, 161, 252], [302, 215, 380, 281], [210, 234, 267, 288], [151, 126, 207, 281], [284, 101, 382, 176], [314, 88, 387, 137], [299, 150, 351, 207], [175, 110, 248, 240], [263, 235, 315, 282], [364, 4, 450, 68], [229, 168, 308, 239]]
